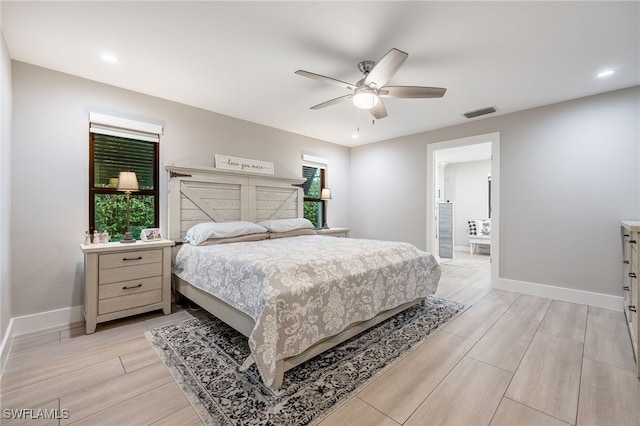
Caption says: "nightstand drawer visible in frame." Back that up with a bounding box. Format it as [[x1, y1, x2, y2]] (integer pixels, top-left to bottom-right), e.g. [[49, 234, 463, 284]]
[[99, 263, 161, 285], [99, 249, 163, 269], [99, 289, 162, 315], [99, 276, 162, 299]]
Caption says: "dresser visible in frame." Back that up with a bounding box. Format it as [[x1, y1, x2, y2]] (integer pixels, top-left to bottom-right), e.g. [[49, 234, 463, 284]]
[[438, 202, 454, 259], [316, 227, 350, 238], [80, 239, 174, 334], [621, 220, 639, 377]]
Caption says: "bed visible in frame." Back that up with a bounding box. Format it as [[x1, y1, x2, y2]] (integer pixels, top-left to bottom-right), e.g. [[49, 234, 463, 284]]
[[166, 164, 441, 390]]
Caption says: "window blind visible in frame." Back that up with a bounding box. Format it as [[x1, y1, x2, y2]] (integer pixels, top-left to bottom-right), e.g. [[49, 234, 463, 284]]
[[301, 165, 318, 195], [301, 155, 328, 197], [92, 134, 156, 190], [89, 112, 162, 143], [302, 154, 328, 169]]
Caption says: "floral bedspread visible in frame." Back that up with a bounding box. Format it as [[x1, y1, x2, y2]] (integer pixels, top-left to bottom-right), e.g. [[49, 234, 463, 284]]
[[173, 235, 441, 388]]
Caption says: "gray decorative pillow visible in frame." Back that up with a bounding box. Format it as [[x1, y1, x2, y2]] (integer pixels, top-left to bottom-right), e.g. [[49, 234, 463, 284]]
[[268, 229, 317, 239], [257, 218, 315, 233], [199, 233, 270, 246]]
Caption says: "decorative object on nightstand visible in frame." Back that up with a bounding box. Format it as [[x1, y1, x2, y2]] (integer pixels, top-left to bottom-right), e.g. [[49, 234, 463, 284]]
[[117, 171, 139, 243], [316, 227, 349, 238], [141, 228, 162, 241], [80, 239, 174, 334], [320, 187, 332, 229]]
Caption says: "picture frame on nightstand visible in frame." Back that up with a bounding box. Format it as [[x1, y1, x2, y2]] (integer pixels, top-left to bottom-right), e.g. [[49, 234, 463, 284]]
[[141, 228, 162, 241]]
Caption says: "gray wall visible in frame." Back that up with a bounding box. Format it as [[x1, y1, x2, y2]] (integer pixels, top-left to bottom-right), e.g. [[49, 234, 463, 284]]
[[351, 86, 640, 297], [10, 61, 350, 317], [7, 58, 640, 319], [443, 160, 491, 247], [1, 32, 12, 349]]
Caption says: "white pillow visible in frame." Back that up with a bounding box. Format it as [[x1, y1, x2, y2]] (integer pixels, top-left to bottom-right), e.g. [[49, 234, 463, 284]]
[[257, 218, 315, 233], [184, 221, 268, 245]]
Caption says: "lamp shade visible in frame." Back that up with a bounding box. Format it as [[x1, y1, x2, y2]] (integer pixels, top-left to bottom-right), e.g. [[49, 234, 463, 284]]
[[352, 89, 379, 109], [320, 188, 332, 200], [117, 171, 139, 192]]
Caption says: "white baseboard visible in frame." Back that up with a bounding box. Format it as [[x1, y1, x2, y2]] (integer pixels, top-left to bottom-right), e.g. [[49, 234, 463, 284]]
[[0, 318, 14, 377], [493, 277, 623, 311], [11, 305, 84, 336], [1, 306, 83, 377]]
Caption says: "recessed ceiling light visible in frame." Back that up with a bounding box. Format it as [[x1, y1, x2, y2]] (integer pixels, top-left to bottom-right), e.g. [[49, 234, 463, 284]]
[[351, 132, 359, 139], [597, 69, 615, 78], [101, 53, 118, 64]]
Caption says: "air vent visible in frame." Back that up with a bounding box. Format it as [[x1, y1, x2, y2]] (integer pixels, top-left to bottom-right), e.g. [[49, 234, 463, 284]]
[[464, 106, 498, 119]]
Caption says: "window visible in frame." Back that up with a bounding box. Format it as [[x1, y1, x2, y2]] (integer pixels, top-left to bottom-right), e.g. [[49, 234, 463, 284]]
[[88, 114, 161, 241], [301, 162, 327, 228]]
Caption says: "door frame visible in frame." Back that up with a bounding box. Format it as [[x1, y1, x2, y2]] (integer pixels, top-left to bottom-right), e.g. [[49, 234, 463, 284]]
[[426, 132, 500, 285]]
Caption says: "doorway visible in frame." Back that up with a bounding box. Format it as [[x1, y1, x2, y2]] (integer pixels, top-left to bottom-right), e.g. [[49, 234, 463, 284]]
[[427, 132, 500, 286]]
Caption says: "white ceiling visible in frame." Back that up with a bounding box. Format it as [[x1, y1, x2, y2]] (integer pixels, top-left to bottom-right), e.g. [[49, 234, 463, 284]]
[[2, 1, 638, 148]]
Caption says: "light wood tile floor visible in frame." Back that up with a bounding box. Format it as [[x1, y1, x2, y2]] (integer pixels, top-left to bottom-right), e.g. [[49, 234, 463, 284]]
[[1, 251, 638, 425]]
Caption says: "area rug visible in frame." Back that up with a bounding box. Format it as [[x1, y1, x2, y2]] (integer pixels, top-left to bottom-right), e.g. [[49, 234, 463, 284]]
[[145, 296, 466, 425]]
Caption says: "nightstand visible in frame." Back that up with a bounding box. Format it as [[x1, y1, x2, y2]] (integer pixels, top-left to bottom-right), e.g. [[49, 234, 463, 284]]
[[80, 239, 174, 334], [316, 227, 350, 238]]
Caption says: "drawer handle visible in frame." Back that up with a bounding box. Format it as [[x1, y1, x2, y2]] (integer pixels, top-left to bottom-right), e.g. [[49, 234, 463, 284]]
[[630, 240, 637, 244], [630, 306, 637, 313], [630, 273, 637, 278], [122, 256, 143, 262], [623, 286, 629, 291], [624, 234, 630, 237], [623, 260, 629, 264], [122, 284, 143, 290]]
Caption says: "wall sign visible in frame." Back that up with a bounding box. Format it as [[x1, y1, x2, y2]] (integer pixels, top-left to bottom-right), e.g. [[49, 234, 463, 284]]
[[214, 154, 275, 175]]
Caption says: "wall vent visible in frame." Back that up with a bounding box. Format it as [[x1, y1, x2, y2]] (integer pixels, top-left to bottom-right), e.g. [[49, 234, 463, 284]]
[[463, 106, 498, 119]]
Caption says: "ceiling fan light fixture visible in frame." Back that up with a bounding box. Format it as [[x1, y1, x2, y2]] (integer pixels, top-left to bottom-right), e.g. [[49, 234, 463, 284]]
[[352, 89, 379, 109]]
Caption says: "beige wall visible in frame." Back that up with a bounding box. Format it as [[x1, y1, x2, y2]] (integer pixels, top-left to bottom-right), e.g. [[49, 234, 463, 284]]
[[10, 61, 350, 317], [350, 86, 640, 297]]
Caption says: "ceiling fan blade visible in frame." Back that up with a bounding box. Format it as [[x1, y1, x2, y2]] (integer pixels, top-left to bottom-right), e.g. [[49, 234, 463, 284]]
[[379, 86, 447, 99], [370, 100, 388, 119], [364, 48, 408, 88], [310, 94, 353, 110], [295, 70, 356, 91]]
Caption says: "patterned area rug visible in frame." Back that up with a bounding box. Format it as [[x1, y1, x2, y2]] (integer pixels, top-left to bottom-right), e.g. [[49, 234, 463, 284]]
[[145, 297, 466, 425]]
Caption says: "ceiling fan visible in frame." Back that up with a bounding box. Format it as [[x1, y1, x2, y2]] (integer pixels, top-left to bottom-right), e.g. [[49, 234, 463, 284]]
[[295, 48, 446, 119]]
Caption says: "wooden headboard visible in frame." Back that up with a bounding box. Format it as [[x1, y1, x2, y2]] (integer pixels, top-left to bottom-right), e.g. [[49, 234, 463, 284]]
[[166, 164, 305, 241]]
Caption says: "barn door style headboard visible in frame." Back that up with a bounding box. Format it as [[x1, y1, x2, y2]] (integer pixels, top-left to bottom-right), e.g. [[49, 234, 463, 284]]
[[166, 164, 305, 241]]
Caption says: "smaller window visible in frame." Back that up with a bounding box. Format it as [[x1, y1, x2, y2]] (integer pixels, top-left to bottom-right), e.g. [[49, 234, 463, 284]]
[[89, 133, 159, 240], [88, 113, 162, 241], [301, 164, 327, 228]]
